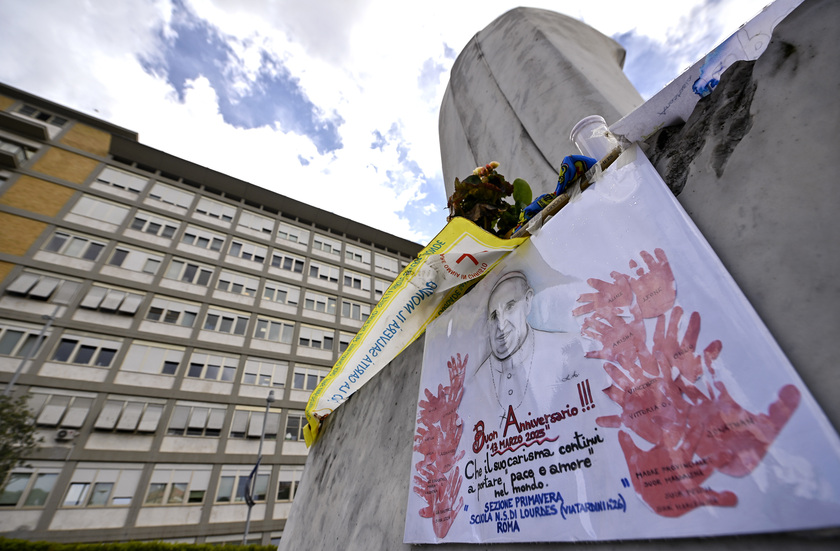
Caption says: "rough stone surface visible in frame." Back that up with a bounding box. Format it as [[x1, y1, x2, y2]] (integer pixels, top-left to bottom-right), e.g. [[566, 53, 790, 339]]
[[646, 0, 840, 428], [645, 59, 757, 195], [279, 2, 839, 548], [277, 336, 424, 551], [439, 7, 643, 200]]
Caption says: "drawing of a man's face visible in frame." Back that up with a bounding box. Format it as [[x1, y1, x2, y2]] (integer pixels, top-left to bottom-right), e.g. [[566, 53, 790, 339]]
[[487, 274, 534, 360]]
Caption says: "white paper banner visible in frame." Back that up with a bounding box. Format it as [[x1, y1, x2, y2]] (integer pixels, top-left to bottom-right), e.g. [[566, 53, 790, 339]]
[[405, 146, 840, 543], [611, 0, 802, 143]]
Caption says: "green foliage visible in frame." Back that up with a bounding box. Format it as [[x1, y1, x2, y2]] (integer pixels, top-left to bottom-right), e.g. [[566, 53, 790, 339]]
[[446, 162, 532, 238], [1, 394, 40, 489], [0, 539, 277, 551], [511, 178, 532, 206]]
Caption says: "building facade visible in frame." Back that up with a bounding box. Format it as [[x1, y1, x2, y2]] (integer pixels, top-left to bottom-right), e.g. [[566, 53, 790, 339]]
[[0, 82, 422, 545]]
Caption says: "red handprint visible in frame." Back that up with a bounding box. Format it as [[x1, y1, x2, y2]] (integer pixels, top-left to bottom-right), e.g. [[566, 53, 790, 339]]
[[618, 430, 737, 517], [414, 353, 467, 538], [573, 271, 633, 316], [652, 306, 704, 382], [578, 248, 800, 518], [596, 353, 690, 446], [628, 248, 676, 318], [581, 307, 647, 363], [681, 343, 801, 477]]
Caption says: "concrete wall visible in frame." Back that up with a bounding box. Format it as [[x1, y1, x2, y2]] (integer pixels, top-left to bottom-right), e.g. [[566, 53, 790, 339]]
[[645, 0, 840, 428], [439, 7, 643, 200], [279, 1, 839, 548]]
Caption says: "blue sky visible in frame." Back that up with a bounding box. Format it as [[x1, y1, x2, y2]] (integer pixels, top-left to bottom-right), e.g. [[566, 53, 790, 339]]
[[0, 0, 773, 244]]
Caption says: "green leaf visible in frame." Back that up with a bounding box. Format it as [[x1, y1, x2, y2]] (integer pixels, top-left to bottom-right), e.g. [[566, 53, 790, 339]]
[[512, 178, 532, 206]]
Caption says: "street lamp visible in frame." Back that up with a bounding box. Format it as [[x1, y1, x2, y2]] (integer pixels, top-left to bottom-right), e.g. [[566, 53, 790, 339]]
[[242, 389, 275, 545]]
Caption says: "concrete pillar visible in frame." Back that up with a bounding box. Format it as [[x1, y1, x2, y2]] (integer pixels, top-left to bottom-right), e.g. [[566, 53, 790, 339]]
[[440, 7, 643, 199]]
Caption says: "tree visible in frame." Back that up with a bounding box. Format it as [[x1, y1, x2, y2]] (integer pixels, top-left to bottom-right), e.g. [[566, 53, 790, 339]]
[[0, 394, 40, 490]]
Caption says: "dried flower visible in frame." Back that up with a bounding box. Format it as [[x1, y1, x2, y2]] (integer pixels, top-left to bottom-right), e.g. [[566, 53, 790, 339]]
[[447, 162, 532, 238]]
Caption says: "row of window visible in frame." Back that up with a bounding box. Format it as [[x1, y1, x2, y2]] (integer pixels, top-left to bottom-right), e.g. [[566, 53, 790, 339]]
[[1, 322, 332, 387], [6, 108, 408, 275], [83, 176, 406, 273], [7, 275, 372, 333], [0, 464, 303, 509], [27, 389, 313, 441], [16, 103, 68, 127], [38, 229, 393, 298]]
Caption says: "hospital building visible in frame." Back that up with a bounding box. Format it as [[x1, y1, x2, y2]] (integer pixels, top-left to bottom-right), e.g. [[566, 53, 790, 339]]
[[0, 82, 422, 545]]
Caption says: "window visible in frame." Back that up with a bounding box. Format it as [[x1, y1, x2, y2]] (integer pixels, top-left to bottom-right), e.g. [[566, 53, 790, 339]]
[[167, 404, 227, 437], [0, 137, 36, 166], [148, 182, 194, 210], [341, 300, 370, 322], [284, 412, 306, 441], [95, 166, 149, 194], [16, 104, 67, 127], [312, 234, 341, 256], [106, 245, 163, 275], [195, 197, 236, 224], [68, 196, 129, 226], [229, 408, 281, 439], [304, 291, 337, 314], [297, 325, 334, 351], [120, 341, 185, 375], [339, 332, 354, 353], [375, 253, 399, 274], [5, 272, 82, 304], [144, 467, 211, 506], [277, 222, 309, 245], [79, 286, 144, 315], [145, 297, 200, 328], [276, 466, 304, 502], [62, 465, 140, 507], [180, 225, 225, 252], [237, 210, 274, 235], [94, 398, 165, 433], [343, 270, 371, 292], [164, 258, 214, 286], [216, 270, 258, 297], [262, 281, 300, 306], [43, 231, 106, 262], [292, 364, 329, 391], [253, 317, 294, 343], [129, 212, 179, 239], [203, 308, 250, 336], [51, 335, 121, 367], [87, 482, 114, 506], [271, 251, 305, 273], [28, 392, 94, 428], [242, 358, 288, 388], [216, 467, 271, 503], [308, 261, 339, 283], [64, 483, 91, 506], [346, 244, 371, 265], [228, 239, 266, 265], [0, 469, 59, 508], [186, 351, 239, 382], [0, 322, 49, 358], [374, 279, 389, 299]]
